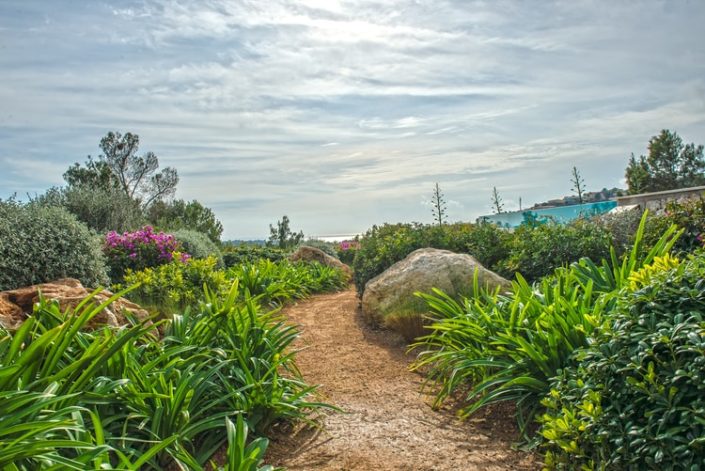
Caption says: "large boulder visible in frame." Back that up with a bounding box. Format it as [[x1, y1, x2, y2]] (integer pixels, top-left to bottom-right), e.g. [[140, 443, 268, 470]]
[[289, 245, 353, 279], [361, 248, 511, 341], [0, 278, 150, 330]]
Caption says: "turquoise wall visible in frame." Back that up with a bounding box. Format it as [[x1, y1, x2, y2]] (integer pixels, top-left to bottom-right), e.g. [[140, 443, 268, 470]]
[[479, 200, 618, 228]]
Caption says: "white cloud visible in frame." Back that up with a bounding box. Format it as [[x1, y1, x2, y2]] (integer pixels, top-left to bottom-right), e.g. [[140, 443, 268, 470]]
[[0, 0, 704, 237]]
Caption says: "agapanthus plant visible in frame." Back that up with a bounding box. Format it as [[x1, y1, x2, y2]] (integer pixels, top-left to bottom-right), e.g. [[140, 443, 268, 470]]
[[104, 226, 189, 282]]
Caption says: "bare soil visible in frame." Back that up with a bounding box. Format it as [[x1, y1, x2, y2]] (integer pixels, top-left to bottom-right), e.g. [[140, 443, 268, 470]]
[[265, 288, 538, 471]]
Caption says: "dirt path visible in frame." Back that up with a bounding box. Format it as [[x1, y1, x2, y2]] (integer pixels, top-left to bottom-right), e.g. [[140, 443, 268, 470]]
[[265, 288, 537, 471]]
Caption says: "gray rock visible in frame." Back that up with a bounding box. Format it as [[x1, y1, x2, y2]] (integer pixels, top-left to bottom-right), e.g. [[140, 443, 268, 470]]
[[361, 248, 511, 340], [289, 245, 353, 279]]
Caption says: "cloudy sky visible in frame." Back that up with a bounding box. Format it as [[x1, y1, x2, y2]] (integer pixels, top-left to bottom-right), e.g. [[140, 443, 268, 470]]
[[1, 1, 704, 239]]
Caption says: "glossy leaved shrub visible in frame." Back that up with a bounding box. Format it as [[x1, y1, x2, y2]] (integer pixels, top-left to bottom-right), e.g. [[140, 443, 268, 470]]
[[540, 251, 705, 470], [0, 199, 109, 290]]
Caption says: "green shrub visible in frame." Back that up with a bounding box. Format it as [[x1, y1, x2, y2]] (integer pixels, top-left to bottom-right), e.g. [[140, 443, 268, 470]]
[[0, 199, 109, 290], [660, 197, 705, 253], [446, 220, 512, 270], [337, 245, 357, 265], [222, 245, 287, 267], [227, 259, 349, 306], [540, 251, 705, 470], [36, 185, 146, 233], [120, 257, 349, 313], [119, 256, 227, 312], [413, 214, 681, 434], [499, 218, 612, 282], [173, 229, 224, 266]]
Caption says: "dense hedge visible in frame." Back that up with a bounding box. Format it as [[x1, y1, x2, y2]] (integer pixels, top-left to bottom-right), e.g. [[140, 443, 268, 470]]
[[352, 200, 705, 294], [0, 199, 109, 290], [222, 245, 287, 267], [498, 218, 612, 282], [540, 252, 705, 469]]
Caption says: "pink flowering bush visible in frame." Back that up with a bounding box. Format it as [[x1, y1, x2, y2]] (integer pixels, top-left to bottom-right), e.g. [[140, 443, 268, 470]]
[[103, 226, 190, 281]]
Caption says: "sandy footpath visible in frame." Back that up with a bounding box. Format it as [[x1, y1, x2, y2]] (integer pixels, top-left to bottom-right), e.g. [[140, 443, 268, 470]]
[[265, 288, 537, 471]]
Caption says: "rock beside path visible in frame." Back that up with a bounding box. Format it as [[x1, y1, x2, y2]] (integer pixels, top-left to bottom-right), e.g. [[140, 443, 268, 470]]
[[289, 245, 353, 279], [0, 278, 150, 330], [361, 248, 511, 340]]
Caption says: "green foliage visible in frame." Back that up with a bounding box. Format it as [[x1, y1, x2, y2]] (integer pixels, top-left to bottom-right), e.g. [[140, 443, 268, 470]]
[[0, 199, 109, 291], [267, 215, 303, 249], [499, 218, 612, 282], [36, 185, 146, 233], [215, 415, 282, 471], [412, 213, 681, 435], [0, 281, 327, 469], [625, 129, 705, 194], [120, 257, 348, 313], [336, 245, 357, 265], [173, 229, 224, 266], [540, 252, 705, 470], [227, 259, 349, 306], [119, 256, 227, 312], [660, 197, 705, 253], [223, 245, 288, 267], [148, 199, 224, 243]]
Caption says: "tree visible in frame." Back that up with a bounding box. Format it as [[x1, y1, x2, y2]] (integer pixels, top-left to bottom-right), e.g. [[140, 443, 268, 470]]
[[625, 129, 705, 194], [268, 215, 304, 249], [64, 132, 178, 208], [430, 182, 447, 227], [570, 166, 586, 204], [491, 187, 504, 214], [147, 199, 223, 243]]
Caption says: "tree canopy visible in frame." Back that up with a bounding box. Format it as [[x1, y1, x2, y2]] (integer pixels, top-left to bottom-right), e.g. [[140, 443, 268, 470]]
[[625, 129, 705, 194], [64, 131, 178, 208], [147, 199, 223, 243]]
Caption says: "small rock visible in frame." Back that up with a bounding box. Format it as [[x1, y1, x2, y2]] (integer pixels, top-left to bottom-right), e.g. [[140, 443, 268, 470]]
[[289, 245, 353, 279], [0, 278, 150, 330]]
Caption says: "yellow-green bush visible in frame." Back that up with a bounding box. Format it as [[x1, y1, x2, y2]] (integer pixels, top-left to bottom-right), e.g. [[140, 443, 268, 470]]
[[540, 251, 705, 470]]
